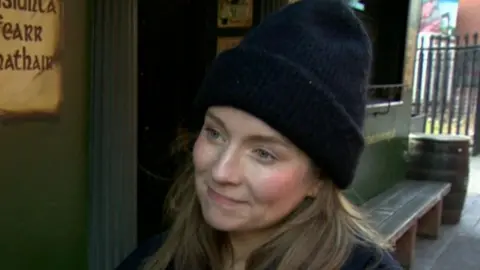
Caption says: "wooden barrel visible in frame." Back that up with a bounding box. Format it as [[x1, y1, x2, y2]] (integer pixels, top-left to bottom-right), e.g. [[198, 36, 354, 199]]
[[406, 133, 470, 225]]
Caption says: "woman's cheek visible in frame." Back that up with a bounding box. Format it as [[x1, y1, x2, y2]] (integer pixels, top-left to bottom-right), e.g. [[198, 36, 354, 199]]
[[193, 136, 218, 169], [249, 167, 303, 202], [193, 137, 207, 166]]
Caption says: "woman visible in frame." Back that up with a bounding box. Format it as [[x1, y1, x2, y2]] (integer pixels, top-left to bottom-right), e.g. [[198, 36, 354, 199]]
[[118, 0, 402, 269]]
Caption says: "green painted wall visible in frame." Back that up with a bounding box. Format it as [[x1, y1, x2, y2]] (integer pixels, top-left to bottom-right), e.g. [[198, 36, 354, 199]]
[[0, 1, 89, 269], [347, 105, 409, 204], [346, 0, 423, 204]]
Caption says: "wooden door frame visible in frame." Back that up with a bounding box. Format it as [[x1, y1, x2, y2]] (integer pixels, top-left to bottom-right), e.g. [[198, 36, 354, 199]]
[[88, 0, 138, 269]]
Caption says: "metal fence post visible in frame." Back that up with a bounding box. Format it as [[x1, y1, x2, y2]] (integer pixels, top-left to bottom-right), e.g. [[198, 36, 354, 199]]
[[473, 33, 480, 155], [473, 86, 480, 155]]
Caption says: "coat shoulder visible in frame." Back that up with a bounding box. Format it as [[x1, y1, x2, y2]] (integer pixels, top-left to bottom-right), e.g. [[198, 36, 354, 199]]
[[115, 233, 167, 270], [342, 244, 403, 270]]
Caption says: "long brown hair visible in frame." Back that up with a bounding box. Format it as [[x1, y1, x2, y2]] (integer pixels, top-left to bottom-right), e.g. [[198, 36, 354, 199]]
[[142, 134, 391, 270]]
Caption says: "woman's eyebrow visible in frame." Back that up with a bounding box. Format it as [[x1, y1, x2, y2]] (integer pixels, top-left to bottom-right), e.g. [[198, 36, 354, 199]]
[[247, 134, 290, 148], [205, 111, 291, 147], [205, 111, 226, 130]]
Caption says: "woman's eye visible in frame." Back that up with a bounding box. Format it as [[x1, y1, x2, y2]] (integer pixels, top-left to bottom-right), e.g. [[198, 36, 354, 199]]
[[204, 127, 223, 141], [253, 149, 276, 162]]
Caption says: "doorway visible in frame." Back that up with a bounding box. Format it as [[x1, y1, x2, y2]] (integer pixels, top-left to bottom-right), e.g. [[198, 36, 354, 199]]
[[136, 0, 213, 243]]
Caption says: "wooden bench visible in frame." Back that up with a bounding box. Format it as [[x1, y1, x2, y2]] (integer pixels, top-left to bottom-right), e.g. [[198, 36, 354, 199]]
[[363, 180, 451, 269]]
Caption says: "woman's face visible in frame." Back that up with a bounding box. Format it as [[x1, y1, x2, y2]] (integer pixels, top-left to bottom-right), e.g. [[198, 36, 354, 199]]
[[193, 106, 319, 232]]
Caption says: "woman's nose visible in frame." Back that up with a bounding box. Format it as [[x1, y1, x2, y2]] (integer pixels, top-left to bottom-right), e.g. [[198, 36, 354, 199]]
[[211, 148, 243, 185]]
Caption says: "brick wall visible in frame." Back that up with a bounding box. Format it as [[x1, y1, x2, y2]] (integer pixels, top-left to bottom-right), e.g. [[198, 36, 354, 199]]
[[456, 0, 480, 36]]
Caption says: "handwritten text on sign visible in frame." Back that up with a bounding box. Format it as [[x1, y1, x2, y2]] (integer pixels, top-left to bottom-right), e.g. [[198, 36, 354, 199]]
[[0, 0, 62, 115]]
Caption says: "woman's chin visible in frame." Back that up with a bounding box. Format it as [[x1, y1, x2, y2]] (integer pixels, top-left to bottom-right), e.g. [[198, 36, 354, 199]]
[[202, 211, 246, 232]]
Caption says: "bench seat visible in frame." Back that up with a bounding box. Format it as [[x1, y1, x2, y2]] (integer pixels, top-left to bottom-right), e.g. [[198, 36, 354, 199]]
[[364, 180, 451, 269]]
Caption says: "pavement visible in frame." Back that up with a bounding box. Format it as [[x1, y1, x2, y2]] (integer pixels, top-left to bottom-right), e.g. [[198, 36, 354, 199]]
[[413, 156, 480, 270]]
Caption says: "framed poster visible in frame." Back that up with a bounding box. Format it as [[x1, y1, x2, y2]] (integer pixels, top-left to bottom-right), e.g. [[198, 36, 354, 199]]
[[217, 37, 243, 55], [218, 0, 253, 28], [0, 0, 63, 118]]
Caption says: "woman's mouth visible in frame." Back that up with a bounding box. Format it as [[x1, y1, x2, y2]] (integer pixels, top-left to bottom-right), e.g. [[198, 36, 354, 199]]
[[207, 187, 244, 206]]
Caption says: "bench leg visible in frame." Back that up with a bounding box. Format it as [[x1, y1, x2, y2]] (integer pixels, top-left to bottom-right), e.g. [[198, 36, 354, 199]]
[[395, 224, 417, 269], [417, 200, 443, 239]]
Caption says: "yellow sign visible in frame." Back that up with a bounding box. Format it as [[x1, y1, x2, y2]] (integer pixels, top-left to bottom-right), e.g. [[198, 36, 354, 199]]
[[0, 0, 62, 115], [365, 129, 396, 145], [218, 0, 253, 28]]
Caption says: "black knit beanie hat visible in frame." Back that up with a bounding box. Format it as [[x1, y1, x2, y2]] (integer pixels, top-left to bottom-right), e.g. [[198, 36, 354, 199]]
[[193, 0, 372, 189]]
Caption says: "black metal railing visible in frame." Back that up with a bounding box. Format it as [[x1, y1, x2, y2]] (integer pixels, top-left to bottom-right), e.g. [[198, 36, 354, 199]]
[[411, 33, 480, 155]]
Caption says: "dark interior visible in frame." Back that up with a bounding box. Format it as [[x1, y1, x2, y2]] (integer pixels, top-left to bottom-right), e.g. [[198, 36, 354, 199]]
[[364, 0, 410, 85], [136, 0, 212, 243], [356, 0, 410, 102], [135, 0, 258, 243]]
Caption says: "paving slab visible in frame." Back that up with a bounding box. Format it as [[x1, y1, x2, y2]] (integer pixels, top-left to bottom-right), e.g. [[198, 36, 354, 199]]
[[412, 156, 480, 270]]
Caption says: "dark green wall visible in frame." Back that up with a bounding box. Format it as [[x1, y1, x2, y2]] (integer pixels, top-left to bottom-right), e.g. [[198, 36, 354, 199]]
[[347, 105, 410, 204], [346, 0, 423, 204], [0, 1, 89, 269]]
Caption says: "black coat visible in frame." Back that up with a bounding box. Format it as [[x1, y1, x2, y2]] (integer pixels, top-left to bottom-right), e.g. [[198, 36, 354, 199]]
[[116, 233, 402, 270]]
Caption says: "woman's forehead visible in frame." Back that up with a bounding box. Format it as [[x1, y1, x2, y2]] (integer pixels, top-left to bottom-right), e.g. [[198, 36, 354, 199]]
[[206, 106, 286, 141]]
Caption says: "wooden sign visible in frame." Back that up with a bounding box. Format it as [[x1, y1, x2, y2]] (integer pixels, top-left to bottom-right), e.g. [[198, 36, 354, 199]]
[[218, 0, 253, 28], [217, 37, 243, 55], [0, 0, 63, 117]]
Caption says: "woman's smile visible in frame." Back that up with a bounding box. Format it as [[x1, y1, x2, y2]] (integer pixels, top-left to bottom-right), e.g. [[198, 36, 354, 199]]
[[207, 186, 246, 207]]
